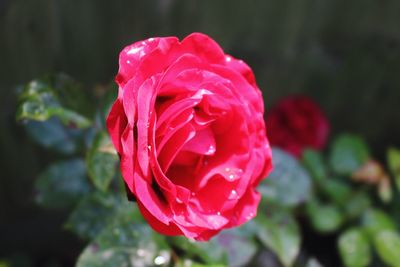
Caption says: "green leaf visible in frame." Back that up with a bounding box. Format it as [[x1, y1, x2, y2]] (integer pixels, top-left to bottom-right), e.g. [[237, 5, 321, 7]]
[[24, 118, 82, 155], [387, 147, 400, 192], [343, 192, 371, 219], [302, 149, 328, 183], [259, 148, 312, 208], [306, 200, 344, 233], [86, 132, 118, 191], [329, 134, 370, 175], [338, 228, 371, 267], [362, 210, 400, 267], [76, 221, 170, 267], [34, 159, 90, 209], [66, 191, 143, 240], [255, 212, 300, 267], [374, 230, 400, 267], [168, 236, 227, 265], [362, 209, 396, 237], [16, 74, 92, 128], [320, 178, 352, 205], [216, 225, 257, 267]]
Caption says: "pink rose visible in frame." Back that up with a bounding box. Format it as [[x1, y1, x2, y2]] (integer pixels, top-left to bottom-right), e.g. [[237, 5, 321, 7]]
[[266, 95, 330, 157], [107, 33, 272, 241]]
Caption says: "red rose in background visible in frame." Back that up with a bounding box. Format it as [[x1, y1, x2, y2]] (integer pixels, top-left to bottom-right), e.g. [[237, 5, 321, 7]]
[[107, 33, 272, 241], [266, 95, 330, 157]]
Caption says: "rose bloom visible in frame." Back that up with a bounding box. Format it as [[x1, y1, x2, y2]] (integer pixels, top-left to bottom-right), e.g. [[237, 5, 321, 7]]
[[107, 33, 272, 241], [266, 95, 330, 157]]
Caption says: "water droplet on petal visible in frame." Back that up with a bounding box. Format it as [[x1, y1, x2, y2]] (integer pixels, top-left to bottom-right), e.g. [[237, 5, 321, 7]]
[[127, 47, 142, 55], [225, 167, 231, 172], [147, 145, 152, 150], [176, 197, 183, 204], [217, 211, 221, 216], [228, 190, 239, 200], [206, 145, 216, 155], [228, 174, 235, 180], [191, 192, 196, 196], [246, 212, 255, 220], [225, 56, 232, 62]]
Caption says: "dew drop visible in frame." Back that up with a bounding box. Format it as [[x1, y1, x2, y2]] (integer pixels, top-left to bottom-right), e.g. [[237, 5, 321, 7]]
[[206, 145, 216, 155], [228, 174, 235, 180], [176, 197, 183, 204], [246, 212, 255, 220], [225, 56, 232, 62], [217, 211, 221, 216], [191, 192, 196, 196], [127, 47, 142, 55], [228, 190, 239, 200], [147, 145, 152, 150]]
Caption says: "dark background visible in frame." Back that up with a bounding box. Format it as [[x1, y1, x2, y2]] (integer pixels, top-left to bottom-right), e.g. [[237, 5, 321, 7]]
[[1, 0, 400, 266]]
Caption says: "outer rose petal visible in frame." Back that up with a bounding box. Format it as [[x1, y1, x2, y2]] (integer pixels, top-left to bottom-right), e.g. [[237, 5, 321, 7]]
[[137, 201, 183, 236], [224, 55, 257, 87], [116, 37, 179, 87], [180, 33, 226, 63], [107, 32, 273, 241], [106, 99, 127, 154]]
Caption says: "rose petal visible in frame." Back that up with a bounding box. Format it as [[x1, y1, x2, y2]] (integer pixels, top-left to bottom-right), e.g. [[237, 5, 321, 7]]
[[136, 77, 158, 177], [137, 201, 182, 236], [117, 37, 179, 87], [180, 32, 225, 64], [181, 127, 216, 156], [158, 123, 196, 172], [224, 55, 257, 87], [133, 171, 171, 225], [106, 99, 127, 154]]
